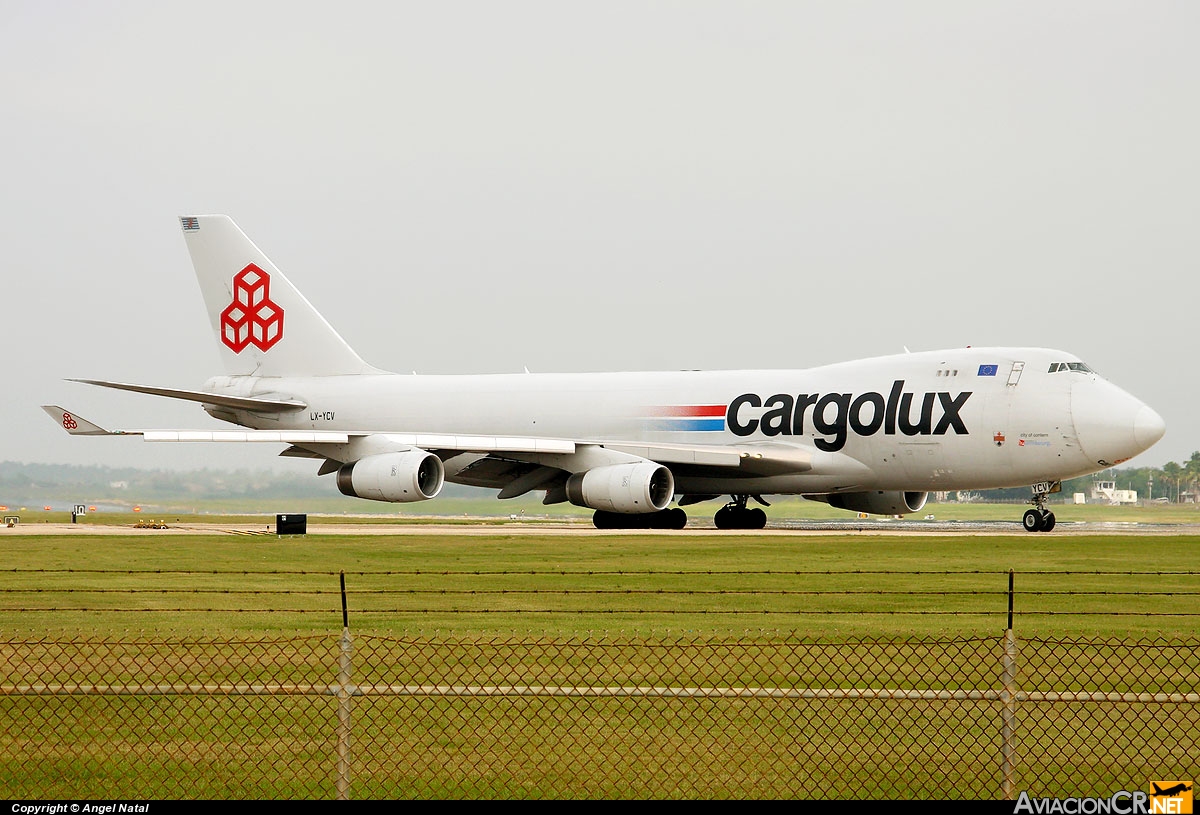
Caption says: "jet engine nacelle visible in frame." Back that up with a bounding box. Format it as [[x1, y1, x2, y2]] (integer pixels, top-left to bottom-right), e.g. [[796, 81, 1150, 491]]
[[823, 490, 929, 516], [566, 462, 674, 514], [336, 451, 444, 503]]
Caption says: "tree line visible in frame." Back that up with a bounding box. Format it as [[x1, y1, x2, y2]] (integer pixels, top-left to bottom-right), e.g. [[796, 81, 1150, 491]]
[[5, 454, 1200, 507], [972, 451, 1200, 504]]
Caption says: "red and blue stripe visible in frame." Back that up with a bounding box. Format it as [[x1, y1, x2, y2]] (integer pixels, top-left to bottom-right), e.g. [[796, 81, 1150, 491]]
[[643, 405, 726, 432]]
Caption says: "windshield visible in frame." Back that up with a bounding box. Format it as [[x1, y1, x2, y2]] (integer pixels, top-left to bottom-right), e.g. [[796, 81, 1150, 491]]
[[1047, 361, 1095, 374]]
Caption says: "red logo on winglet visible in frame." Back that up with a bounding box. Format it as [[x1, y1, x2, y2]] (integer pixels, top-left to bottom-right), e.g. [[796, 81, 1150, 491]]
[[220, 264, 284, 353]]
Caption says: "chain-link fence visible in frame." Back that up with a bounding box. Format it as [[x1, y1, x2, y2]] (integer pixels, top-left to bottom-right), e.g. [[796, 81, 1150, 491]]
[[2, 632, 1196, 799]]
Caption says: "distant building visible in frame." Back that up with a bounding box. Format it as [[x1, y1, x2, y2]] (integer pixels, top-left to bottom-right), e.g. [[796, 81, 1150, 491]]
[[1090, 480, 1137, 505]]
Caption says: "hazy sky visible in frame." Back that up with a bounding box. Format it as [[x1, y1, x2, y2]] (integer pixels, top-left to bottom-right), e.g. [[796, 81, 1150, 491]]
[[2, 1, 1196, 475]]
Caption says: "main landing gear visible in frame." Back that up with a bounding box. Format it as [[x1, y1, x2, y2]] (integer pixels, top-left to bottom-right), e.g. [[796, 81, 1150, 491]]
[[1022, 481, 1060, 533], [592, 507, 688, 530], [590, 494, 771, 531], [714, 494, 768, 530]]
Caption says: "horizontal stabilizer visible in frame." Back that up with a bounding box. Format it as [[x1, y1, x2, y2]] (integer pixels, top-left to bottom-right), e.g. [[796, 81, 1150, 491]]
[[69, 379, 307, 412]]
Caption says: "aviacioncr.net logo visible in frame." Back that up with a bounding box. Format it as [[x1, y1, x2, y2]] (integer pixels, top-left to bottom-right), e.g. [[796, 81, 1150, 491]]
[[1015, 784, 1193, 815]]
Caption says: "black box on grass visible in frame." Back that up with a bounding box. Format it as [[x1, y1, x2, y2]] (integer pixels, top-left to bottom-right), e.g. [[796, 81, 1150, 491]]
[[276, 514, 307, 535]]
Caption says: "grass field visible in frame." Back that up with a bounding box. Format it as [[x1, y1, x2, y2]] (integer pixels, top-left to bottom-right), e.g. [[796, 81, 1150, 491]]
[[8, 493, 1200, 526], [2, 512, 1197, 800], [3, 511, 1197, 639]]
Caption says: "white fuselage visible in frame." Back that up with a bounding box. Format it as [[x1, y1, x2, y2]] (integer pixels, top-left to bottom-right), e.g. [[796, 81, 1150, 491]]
[[202, 346, 1161, 496]]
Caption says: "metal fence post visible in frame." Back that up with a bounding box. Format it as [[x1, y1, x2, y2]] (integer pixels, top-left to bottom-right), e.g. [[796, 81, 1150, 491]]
[[1001, 569, 1017, 800], [337, 572, 352, 800]]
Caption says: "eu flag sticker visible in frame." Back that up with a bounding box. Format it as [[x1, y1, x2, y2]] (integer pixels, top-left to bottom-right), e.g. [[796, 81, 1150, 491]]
[[978, 364, 999, 376]]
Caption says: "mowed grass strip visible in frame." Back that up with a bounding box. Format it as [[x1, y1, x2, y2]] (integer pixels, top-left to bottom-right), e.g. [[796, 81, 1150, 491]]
[[3, 526, 1197, 800], [2, 529, 1197, 638], [13, 497, 1200, 525]]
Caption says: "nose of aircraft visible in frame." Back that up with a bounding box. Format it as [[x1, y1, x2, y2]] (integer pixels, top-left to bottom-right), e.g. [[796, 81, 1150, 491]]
[[1072, 379, 1166, 467], [1133, 404, 1167, 452]]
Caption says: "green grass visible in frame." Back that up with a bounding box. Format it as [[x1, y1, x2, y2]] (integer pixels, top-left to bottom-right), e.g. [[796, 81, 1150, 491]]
[[3, 522, 1197, 639], [3, 515, 1197, 800], [10, 494, 1200, 532]]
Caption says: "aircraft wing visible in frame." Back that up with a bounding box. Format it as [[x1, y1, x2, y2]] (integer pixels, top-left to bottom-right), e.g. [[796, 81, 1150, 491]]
[[41, 406, 351, 443], [601, 440, 812, 476], [41, 406, 576, 451], [42, 406, 814, 477]]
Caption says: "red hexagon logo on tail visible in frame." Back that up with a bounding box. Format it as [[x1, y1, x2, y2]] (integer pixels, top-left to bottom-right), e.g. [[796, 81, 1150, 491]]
[[220, 264, 284, 353]]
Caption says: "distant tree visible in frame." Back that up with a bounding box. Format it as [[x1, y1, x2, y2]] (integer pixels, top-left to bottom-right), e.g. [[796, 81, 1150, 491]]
[[1185, 452, 1200, 503], [1162, 461, 1182, 503]]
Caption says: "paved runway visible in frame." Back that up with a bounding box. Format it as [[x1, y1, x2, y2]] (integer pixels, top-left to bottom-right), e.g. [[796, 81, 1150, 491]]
[[4, 518, 1197, 536]]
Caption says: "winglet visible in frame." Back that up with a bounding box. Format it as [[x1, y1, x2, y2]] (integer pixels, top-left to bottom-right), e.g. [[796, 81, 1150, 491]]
[[41, 406, 132, 436]]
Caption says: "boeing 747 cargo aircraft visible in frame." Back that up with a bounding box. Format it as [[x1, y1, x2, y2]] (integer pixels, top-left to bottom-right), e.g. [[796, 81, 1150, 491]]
[[44, 215, 1165, 531]]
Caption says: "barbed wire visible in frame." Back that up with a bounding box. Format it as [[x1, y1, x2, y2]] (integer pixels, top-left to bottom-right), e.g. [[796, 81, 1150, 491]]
[[3, 587, 1198, 597], [3, 606, 1197, 616], [5, 569, 1195, 618], [6, 568, 1200, 575]]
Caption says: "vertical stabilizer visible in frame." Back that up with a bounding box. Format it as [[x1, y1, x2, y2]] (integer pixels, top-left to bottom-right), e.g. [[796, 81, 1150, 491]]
[[180, 215, 384, 377]]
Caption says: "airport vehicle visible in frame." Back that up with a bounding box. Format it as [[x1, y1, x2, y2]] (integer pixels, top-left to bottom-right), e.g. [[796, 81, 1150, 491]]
[[43, 215, 1165, 531]]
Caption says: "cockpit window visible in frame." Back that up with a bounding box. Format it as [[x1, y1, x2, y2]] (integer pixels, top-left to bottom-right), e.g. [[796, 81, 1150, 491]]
[[1048, 362, 1094, 374]]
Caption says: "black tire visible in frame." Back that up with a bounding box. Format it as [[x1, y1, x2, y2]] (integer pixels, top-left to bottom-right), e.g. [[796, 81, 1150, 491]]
[[748, 508, 767, 529], [669, 508, 688, 530], [714, 506, 734, 529], [593, 510, 618, 529], [1022, 509, 1044, 533], [648, 510, 677, 530], [1041, 511, 1056, 532]]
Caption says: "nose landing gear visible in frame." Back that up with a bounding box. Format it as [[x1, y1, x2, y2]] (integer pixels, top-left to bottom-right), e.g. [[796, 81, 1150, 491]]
[[1022, 481, 1060, 532], [1022, 507, 1056, 532]]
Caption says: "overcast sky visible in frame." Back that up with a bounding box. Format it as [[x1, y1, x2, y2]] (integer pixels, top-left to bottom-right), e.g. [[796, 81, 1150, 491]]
[[2, 1, 1196, 476]]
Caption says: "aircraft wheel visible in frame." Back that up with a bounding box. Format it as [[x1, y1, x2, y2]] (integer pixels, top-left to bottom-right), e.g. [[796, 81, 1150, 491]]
[[1022, 509, 1044, 533], [668, 508, 688, 530], [714, 506, 735, 529], [647, 509, 678, 529], [593, 510, 618, 529], [1040, 510, 1056, 532], [748, 508, 767, 529]]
